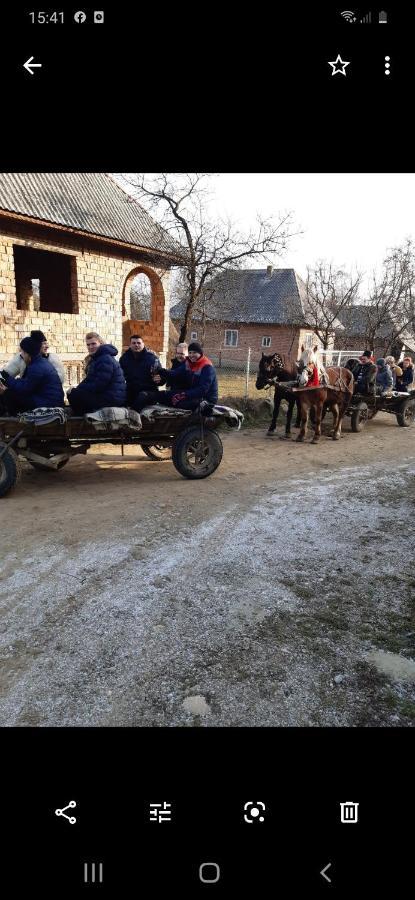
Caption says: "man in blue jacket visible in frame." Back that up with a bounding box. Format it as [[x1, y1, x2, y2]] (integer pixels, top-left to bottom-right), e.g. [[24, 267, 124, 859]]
[[119, 335, 160, 409], [375, 358, 393, 396], [0, 336, 64, 414], [67, 338, 127, 414], [142, 341, 218, 412]]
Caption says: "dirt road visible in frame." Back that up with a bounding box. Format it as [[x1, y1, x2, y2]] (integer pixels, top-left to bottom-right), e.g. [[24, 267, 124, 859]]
[[1, 412, 414, 726]]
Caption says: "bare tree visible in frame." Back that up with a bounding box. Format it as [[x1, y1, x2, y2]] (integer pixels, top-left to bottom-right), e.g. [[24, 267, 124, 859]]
[[363, 240, 415, 354], [304, 261, 363, 349], [118, 173, 298, 342]]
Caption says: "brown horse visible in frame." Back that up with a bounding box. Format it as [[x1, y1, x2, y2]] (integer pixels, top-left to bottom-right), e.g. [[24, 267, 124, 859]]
[[256, 353, 354, 443]]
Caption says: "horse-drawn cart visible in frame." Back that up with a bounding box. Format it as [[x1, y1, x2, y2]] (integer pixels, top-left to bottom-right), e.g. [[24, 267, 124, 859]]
[[345, 390, 415, 432], [0, 403, 243, 497]]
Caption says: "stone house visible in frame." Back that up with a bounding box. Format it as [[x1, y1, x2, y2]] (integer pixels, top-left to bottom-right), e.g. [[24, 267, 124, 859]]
[[171, 267, 327, 367], [0, 173, 184, 384]]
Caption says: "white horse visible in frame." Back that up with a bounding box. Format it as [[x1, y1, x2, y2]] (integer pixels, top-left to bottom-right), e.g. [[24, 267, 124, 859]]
[[298, 345, 329, 386]]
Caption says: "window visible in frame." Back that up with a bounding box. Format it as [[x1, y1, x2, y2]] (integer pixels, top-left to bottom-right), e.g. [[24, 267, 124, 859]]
[[13, 245, 77, 313], [191, 331, 198, 340], [304, 333, 314, 348], [262, 336, 271, 348], [224, 329, 238, 347]]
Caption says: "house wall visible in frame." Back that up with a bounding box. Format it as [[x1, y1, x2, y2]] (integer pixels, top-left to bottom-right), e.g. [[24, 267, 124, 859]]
[[171, 319, 319, 366], [0, 219, 171, 371]]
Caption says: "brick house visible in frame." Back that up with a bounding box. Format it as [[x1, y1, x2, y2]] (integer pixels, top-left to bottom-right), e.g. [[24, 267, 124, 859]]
[[171, 267, 326, 366], [0, 173, 184, 383]]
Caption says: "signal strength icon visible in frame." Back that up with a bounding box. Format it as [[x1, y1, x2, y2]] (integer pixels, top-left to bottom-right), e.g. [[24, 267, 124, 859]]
[[360, 11, 372, 23], [341, 10, 356, 21]]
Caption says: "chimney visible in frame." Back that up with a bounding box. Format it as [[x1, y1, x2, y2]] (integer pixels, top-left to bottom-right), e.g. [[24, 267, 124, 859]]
[[266, 265, 273, 276]]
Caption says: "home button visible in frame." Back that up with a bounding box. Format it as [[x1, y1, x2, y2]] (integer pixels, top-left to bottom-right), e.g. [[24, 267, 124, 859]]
[[199, 862, 220, 883]]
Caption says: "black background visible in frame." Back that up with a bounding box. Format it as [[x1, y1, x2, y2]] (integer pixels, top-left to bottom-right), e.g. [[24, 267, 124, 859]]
[[2, 4, 414, 894]]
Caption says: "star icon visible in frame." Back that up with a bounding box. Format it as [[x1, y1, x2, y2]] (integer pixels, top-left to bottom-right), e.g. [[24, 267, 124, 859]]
[[328, 54, 350, 76]]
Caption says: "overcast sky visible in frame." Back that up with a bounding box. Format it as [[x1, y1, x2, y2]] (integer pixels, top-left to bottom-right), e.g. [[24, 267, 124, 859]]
[[208, 174, 415, 290], [117, 174, 415, 295]]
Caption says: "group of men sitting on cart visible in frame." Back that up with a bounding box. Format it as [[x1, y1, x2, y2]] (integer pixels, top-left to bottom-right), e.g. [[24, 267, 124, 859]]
[[301, 346, 414, 396], [0, 331, 218, 418], [345, 350, 415, 397]]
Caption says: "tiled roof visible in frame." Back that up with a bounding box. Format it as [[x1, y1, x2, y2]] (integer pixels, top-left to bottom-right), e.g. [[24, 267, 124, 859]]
[[0, 172, 185, 260], [171, 268, 310, 325]]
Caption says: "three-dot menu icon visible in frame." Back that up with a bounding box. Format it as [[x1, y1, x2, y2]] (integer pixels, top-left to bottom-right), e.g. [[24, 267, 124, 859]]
[[385, 56, 391, 76]]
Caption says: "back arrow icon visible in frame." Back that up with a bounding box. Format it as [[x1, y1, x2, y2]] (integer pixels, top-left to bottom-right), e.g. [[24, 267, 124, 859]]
[[23, 57, 42, 75], [320, 862, 332, 883]]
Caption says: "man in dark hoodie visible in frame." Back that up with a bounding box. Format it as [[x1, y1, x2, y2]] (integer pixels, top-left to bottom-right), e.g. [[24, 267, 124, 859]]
[[0, 336, 64, 414], [119, 336, 160, 409], [145, 341, 218, 412], [67, 336, 126, 414]]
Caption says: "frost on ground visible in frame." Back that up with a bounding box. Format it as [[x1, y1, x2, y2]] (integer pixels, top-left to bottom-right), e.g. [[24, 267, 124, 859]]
[[0, 454, 414, 727]]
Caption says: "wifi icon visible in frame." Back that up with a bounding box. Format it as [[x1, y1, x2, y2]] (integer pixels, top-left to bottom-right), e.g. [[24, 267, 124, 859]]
[[341, 10, 356, 21]]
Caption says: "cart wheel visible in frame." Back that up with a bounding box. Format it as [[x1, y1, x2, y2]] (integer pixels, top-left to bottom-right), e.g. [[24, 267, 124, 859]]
[[141, 445, 172, 461], [172, 426, 223, 479], [0, 444, 22, 497], [367, 407, 378, 420], [396, 397, 415, 427], [28, 456, 70, 471], [351, 402, 368, 432]]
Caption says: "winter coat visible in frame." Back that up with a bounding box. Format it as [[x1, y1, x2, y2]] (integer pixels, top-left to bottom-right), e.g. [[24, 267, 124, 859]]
[[158, 356, 190, 390], [356, 362, 377, 394], [376, 364, 393, 393], [161, 355, 218, 404], [119, 347, 159, 404], [388, 365, 403, 388], [68, 344, 126, 409], [4, 350, 65, 383], [4, 354, 64, 409], [395, 365, 414, 391]]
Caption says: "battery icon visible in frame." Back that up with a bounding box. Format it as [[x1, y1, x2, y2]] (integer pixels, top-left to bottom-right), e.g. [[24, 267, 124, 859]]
[[379, 10, 387, 23]]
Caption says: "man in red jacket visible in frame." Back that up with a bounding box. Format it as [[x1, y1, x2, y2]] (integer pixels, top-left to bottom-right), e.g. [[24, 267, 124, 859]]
[[136, 342, 219, 412]]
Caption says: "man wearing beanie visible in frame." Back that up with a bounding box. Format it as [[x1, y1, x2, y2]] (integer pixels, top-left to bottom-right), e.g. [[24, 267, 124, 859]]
[[2, 330, 65, 383], [355, 352, 377, 396], [0, 337, 64, 415], [139, 340, 218, 412]]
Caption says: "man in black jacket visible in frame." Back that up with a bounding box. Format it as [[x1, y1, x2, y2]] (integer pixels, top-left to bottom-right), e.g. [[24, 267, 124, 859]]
[[354, 351, 377, 396], [119, 335, 160, 409]]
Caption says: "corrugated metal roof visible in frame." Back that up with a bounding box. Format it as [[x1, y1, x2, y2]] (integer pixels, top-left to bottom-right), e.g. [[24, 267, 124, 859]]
[[0, 173, 185, 260], [171, 268, 310, 325]]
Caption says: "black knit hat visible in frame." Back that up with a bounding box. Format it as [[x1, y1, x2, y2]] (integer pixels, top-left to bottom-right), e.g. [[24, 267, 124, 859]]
[[30, 330, 47, 343], [188, 341, 203, 355], [20, 336, 42, 357], [362, 350, 372, 359]]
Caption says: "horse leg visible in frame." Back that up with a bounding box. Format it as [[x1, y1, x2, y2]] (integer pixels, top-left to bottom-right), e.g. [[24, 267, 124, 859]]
[[294, 397, 301, 428], [296, 401, 308, 442], [331, 402, 341, 440], [311, 400, 323, 443], [284, 396, 295, 437], [267, 387, 280, 434]]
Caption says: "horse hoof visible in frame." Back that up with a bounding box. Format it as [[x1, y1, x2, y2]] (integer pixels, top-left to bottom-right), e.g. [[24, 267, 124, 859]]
[[311, 439, 320, 444], [332, 433, 340, 441], [295, 436, 304, 443], [266, 430, 276, 436]]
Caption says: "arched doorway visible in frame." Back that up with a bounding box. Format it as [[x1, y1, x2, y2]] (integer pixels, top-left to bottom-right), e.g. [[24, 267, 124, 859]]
[[121, 264, 165, 354]]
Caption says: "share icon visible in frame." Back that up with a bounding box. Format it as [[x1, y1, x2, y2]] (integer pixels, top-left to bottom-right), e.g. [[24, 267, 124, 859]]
[[55, 800, 77, 824]]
